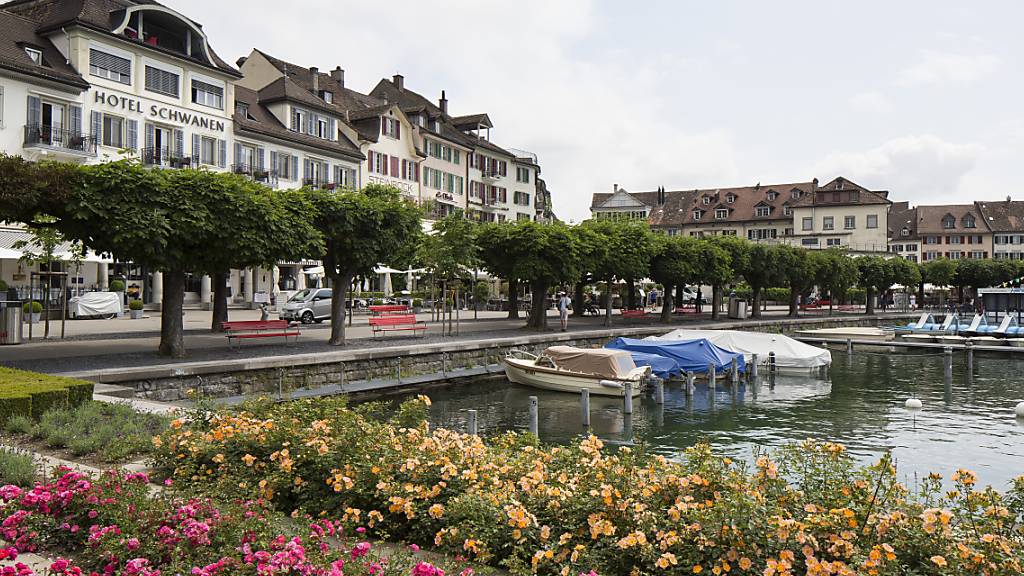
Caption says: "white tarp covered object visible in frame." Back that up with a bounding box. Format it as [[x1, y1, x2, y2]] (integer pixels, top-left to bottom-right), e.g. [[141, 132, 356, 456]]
[[68, 291, 122, 319], [648, 329, 831, 372]]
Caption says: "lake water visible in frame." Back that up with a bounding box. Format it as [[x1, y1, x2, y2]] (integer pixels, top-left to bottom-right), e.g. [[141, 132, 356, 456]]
[[400, 347, 1024, 489]]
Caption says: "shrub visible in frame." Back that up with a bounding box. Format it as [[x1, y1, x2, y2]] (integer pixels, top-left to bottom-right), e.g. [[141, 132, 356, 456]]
[[412, 298, 423, 308], [0, 446, 34, 487], [764, 287, 790, 302], [22, 401, 167, 463], [0, 367, 94, 425], [153, 397, 1024, 576], [2, 414, 33, 434], [21, 301, 42, 314], [0, 279, 7, 291], [108, 279, 125, 292], [128, 299, 144, 311]]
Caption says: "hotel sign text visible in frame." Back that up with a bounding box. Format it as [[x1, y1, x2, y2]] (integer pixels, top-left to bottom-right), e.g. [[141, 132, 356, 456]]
[[94, 91, 226, 132]]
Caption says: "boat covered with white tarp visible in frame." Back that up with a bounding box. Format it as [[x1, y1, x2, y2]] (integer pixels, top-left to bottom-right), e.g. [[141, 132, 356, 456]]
[[503, 346, 649, 397], [647, 329, 831, 373]]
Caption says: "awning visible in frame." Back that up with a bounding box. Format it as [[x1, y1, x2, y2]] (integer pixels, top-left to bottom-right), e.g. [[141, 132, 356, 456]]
[[0, 227, 111, 263]]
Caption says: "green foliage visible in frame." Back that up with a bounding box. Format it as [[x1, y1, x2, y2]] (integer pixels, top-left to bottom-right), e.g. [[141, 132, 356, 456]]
[[816, 248, 860, 299], [128, 299, 144, 311], [857, 256, 895, 293], [22, 300, 42, 314], [108, 279, 125, 292], [17, 401, 169, 463], [0, 279, 6, 291], [954, 258, 996, 292], [695, 239, 733, 287], [708, 235, 751, 282], [890, 256, 922, 289], [0, 367, 94, 425], [922, 258, 957, 287], [0, 446, 35, 487], [650, 235, 699, 291], [472, 280, 490, 306], [419, 214, 478, 281]]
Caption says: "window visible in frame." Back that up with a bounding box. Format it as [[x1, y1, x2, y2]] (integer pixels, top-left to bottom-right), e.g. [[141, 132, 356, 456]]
[[823, 216, 834, 230], [790, 189, 801, 199], [901, 228, 909, 237], [89, 49, 131, 84], [101, 114, 124, 148], [726, 194, 735, 203], [702, 196, 711, 205], [382, 117, 400, 138], [516, 167, 530, 183], [925, 236, 939, 244], [514, 191, 530, 206], [942, 215, 955, 229], [322, 91, 333, 104], [802, 238, 819, 246], [755, 206, 771, 217], [844, 216, 855, 229], [949, 236, 962, 244], [0, 85, 4, 128], [235, 102, 249, 117], [291, 108, 306, 133], [276, 153, 293, 179], [948, 251, 964, 260], [692, 210, 702, 220], [747, 229, 777, 241], [866, 214, 878, 229], [783, 206, 792, 216], [145, 66, 179, 97], [199, 136, 216, 165], [766, 191, 778, 201], [970, 251, 986, 259], [827, 238, 842, 247], [802, 217, 813, 231], [715, 208, 728, 219], [906, 244, 918, 251], [906, 255, 918, 263], [192, 79, 223, 109], [24, 47, 42, 65], [963, 214, 976, 228], [317, 117, 329, 139]]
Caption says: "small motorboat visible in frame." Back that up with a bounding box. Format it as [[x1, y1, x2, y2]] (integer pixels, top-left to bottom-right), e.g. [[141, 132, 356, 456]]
[[502, 346, 649, 397]]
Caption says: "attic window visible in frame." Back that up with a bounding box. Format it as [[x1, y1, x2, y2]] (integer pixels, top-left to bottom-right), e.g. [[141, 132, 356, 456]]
[[901, 227, 909, 237], [235, 102, 249, 118], [24, 47, 42, 65], [766, 191, 778, 201], [942, 215, 955, 229], [702, 196, 711, 205], [726, 194, 736, 204], [756, 206, 771, 217], [963, 214, 976, 228], [791, 189, 801, 199], [715, 208, 728, 219], [692, 210, 702, 220], [321, 91, 333, 104]]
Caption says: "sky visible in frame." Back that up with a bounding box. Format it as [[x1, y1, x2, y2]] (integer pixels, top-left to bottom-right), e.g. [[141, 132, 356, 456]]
[[171, 0, 1024, 222]]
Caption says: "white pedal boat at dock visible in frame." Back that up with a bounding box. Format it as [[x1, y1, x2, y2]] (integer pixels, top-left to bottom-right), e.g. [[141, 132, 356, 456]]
[[502, 346, 649, 397]]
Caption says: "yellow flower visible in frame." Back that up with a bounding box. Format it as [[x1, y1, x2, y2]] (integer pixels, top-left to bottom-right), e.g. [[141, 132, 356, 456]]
[[655, 553, 678, 569], [692, 565, 703, 574], [930, 555, 947, 567], [738, 557, 751, 570], [242, 454, 256, 466], [428, 504, 445, 519], [212, 453, 225, 464]]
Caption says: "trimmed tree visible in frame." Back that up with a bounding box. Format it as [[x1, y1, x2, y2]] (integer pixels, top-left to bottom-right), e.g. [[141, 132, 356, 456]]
[[856, 256, 894, 315], [309, 184, 422, 346], [570, 221, 608, 318], [419, 214, 479, 324], [815, 249, 860, 315], [476, 222, 522, 320], [890, 256, 922, 308], [776, 246, 822, 318], [585, 219, 653, 325], [707, 236, 750, 320], [502, 221, 579, 330], [650, 235, 699, 322], [741, 243, 784, 318], [695, 239, 733, 316]]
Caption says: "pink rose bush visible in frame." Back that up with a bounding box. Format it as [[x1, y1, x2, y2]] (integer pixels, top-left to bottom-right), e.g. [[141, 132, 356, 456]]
[[0, 468, 478, 576]]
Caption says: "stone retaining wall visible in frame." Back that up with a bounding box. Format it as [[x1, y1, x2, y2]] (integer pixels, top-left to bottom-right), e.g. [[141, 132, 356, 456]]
[[114, 314, 911, 401]]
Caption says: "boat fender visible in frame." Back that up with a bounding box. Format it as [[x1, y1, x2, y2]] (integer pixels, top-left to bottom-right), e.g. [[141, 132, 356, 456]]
[[599, 380, 624, 389]]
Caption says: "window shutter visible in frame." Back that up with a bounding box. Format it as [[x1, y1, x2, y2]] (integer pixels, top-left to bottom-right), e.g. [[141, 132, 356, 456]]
[[147, 123, 157, 152], [290, 110, 298, 131], [401, 159, 407, 179], [303, 159, 311, 180], [381, 154, 389, 176], [291, 155, 298, 180], [90, 111, 101, 142], [306, 113, 314, 136], [191, 133, 200, 157], [380, 118, 386, 137], [126, 119, 138, 151], [390, 156, 399, 177], [173, 130, 183, 157], [395, 121, 400, 140], [218, 139, 227, 168], [329, 118, 336, 140], [26, 95, 41, 128], [233, 142, 242, 167], [68, 105, 82, 136], [270, 151, 278, 175], [257, 147, 265, 170], [324, 162, 331, 183]]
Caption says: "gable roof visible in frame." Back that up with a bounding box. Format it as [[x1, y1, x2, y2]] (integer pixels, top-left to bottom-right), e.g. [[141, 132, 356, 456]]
[[451, 113, 492, 129], [915, 203, 987, 235], [974, 200, 1024, 233], [369, 77, 476, 148], [790, 176, 890, 207], [252, 49, 381, 112], [888, 201, 918, 239], [0, 8, 89, 89]]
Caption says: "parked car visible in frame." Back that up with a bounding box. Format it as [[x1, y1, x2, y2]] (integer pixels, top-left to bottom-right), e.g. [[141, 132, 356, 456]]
[[679, 287, 699, 304], [279, 288, 332, 324]]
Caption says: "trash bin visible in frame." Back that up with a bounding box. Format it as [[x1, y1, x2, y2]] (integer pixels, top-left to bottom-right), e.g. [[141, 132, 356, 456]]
[[736, 300, 747, 319], [0, 304, 23, 345]]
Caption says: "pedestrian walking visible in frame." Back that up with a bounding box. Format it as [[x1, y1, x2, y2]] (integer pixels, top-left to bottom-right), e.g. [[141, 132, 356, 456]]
[[558, 291, 572, 331]]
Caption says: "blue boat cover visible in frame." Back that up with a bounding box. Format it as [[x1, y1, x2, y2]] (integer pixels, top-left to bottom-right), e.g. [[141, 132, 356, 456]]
[[606, 337, 745, 375], [627, 351, 681, 379]]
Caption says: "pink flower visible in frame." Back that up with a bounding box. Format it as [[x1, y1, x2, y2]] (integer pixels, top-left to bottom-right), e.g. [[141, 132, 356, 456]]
[[409, 544, 420, 552], [411, 562, 445, 576], [126, 537, 140, 550], [350, 541, 371, 559], [356, 527, 366, 534]]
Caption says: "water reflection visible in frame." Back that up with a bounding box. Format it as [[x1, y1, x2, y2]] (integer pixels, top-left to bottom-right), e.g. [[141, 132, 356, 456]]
[[393, 350, 1024, 488]]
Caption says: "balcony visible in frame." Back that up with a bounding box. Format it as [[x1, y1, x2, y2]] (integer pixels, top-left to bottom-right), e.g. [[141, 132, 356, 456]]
[[231, 164, 276, 185], [142, 147, 197, 169], [23, 125, 96, 158], [480, 169, 502, 181], [303, 177, 337, 191]]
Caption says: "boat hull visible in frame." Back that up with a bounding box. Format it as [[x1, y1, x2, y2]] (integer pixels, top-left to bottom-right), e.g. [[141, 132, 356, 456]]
[[502, 358, 644, 397]]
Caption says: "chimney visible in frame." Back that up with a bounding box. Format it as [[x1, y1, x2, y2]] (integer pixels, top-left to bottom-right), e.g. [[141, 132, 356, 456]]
[[236, 56, 247, 68], [393, 74, 404, 90], [331, 66, 344, 88], [613, 183, 619, 193], [658, 186, 665, 206], [309, 67, 319, 92], [812, 177, 819, 191], [1007, 195, 1012, 204], [439, 90, 448, 114]]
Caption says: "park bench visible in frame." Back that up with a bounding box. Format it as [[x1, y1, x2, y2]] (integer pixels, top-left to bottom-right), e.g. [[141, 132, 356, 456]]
[[674, 305, 698, 314], [222, 320, 300, 347], [621, 309, 650, 320], [369, 314, 427, 338], [369, 304, 410, 316]]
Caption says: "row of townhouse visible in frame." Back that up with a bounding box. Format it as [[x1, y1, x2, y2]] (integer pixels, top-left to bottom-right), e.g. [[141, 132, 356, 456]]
[[888, 198, 1024, 263], [0, 0, 554, 306], [590, 177, 891, 253]]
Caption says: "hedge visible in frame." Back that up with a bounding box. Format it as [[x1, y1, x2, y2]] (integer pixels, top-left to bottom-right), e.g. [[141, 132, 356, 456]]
[[0, 367, 94, 425]]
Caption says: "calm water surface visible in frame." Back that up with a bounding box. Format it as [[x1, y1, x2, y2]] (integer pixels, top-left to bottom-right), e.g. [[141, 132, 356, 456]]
[[393, 348, 1024, 489]]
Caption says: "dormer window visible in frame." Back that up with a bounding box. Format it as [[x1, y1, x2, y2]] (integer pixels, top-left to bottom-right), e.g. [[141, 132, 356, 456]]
[[235, 102, 249, 118], [791, 189, 801, 199], [24, 47, 42, 65], [715, 208, 728, 219], [766, 191, 778, 201], [901, 227, 910, 237], [726, 194, 736, 204], [382, 117, 401, 139], [321, 91, 333, 104], [692, 210, 702, 220], [963, 214, 976, 228], [942, 215, 955, 229], [783, 206, 792, 216], [756, 205, 771, 217], [702, 196, 711, 205]]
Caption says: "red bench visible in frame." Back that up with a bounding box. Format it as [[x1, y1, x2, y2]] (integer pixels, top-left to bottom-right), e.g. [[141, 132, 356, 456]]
[[674, 305, 698, 314], [222, 320, 300, 347], [369, 314, 427, 338], [369, 305, 410, 316], [621, 309, 650, 319]]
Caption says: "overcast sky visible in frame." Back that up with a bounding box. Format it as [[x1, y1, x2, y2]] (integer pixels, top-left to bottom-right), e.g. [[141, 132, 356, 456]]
[[173, 0, 1022, 222]]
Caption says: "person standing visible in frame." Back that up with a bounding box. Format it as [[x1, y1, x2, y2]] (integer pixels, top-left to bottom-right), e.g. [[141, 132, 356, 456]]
[[558, 291, 572, 331]]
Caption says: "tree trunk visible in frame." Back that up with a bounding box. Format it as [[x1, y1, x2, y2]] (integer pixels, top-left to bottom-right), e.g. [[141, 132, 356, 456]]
[[211, 270, 229, 332], [694, 284, 702, 313], [526, 281, 548, 330], [828, 290, 834, 317], [625, 278, 636, 310], [661, 283, 675, 322], [158, 270, 186, 358], [573, 280, 586, 318], [788, 286, 799, 318], [918, 280, 925, 309], [507, 278, 520, 319], [711, 284, 722, 320], [751, 286, 763, 319], [865, 286, 876, 315], [328, 272, 352, 346], [604, 278, 614, 326]]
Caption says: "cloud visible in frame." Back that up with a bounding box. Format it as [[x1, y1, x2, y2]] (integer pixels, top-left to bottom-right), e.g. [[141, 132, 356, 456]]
[[814, 135, 983, 203], [897, 50, 999, 86], [848, 91, 890, 113]]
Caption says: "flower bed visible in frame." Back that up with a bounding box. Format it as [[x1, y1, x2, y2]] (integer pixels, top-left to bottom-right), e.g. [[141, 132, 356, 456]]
[[0, 368, 94, 426], [0, 468, 478, 576], [150, 396, 1024, 575]]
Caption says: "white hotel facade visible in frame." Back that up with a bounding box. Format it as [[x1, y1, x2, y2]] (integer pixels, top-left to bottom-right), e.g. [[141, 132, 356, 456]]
[[0, 0, 551, 308]]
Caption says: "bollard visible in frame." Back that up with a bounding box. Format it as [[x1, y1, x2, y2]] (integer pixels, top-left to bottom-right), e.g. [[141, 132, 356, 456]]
[[769, 372, 776, 390], [708, 362, 716, 387], [467, 409, 478, 436], [750, 354, 759, 379], [396, 357, 402, 383], [623, 413, 634, 440], [624, 382, 634, 414], [685, 372, 695, 396], [846, 338, 853, 355], [655, 378, 665, 404], [581, 389, 591, 427], [769, 351, 777, 373], [731, 357, 740, 385], [943, 347, 953, 383], [528, 396, 539, 436], [966, 340, 974, 375]]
